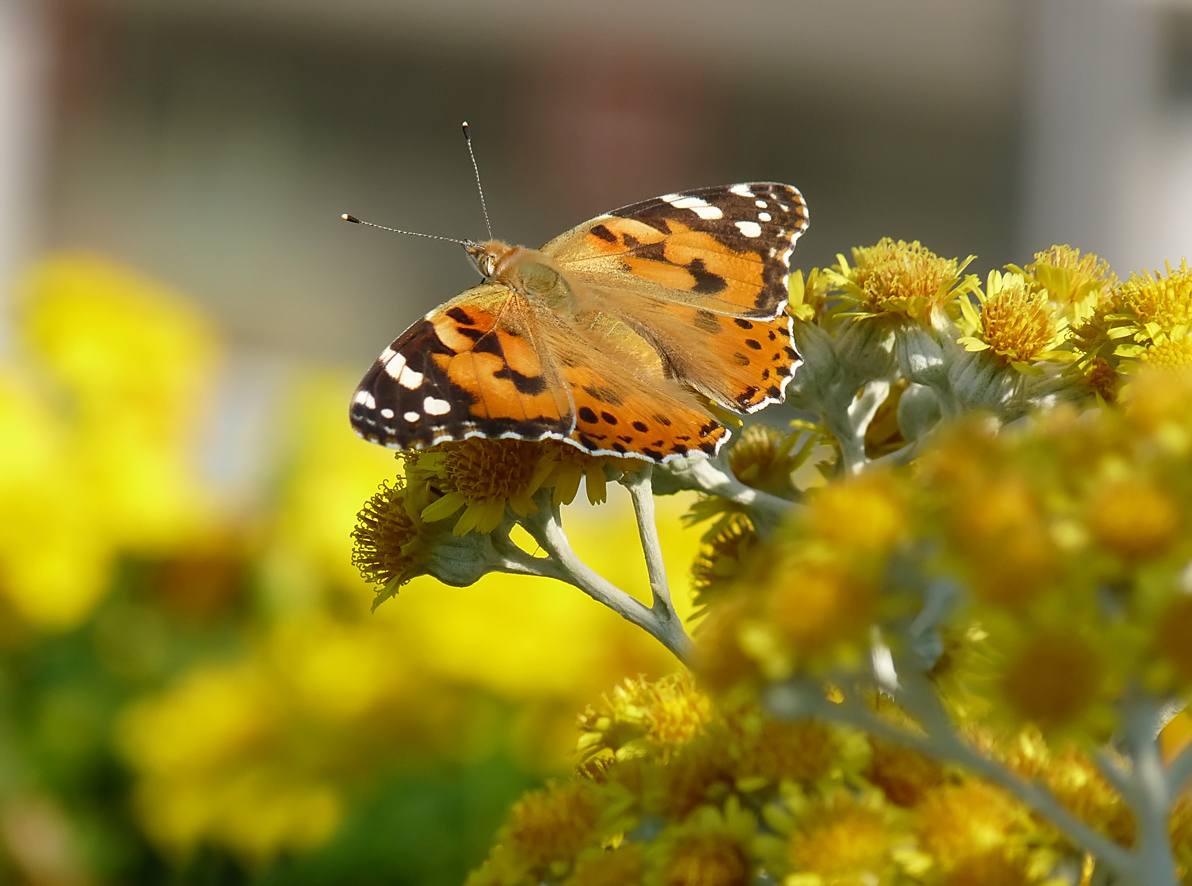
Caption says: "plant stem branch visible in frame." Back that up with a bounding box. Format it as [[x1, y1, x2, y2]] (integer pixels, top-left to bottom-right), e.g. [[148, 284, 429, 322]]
[[672, 457, 795, 531], [519, 493, 692, 664], [1122, 694, 1179, 886], [622, 467, 680, 626]]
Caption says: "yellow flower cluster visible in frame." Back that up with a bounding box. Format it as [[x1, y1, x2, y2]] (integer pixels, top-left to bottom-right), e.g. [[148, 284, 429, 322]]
[[700, 366, 1192, 736], [468, 673, 1171, 886]]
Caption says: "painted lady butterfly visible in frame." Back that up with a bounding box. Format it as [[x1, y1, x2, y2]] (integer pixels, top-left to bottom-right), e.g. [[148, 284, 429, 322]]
[[350, 183, 808, 463]]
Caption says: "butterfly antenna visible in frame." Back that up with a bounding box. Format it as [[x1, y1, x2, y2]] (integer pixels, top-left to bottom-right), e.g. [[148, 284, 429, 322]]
[[461, 121, 493, 240], [340, 214, 470, 246]]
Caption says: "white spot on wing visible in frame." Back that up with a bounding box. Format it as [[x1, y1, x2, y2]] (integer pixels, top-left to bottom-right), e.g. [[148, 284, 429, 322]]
[[380, 408, 394, 419], [353, 390, 376, 408], [379, 346, 396, 362], [730, 184, 754, 197], [736, 220, 762, 238], [398, 365, 424, 390], [404, 411, 421, 423], [383, 353, 407, 379], [423, 397, 450, 416], [755, 200, 767, 208], [758, 212, 772, 222], [667, 194, 724, 220]]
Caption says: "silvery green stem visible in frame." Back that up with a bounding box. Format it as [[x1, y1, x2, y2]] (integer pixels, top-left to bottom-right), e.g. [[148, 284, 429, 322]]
[[1120, 694, 1179, 886], [622, 466, 682, 631], [519, 492, 693, 664], [664, 456, 796, 532]]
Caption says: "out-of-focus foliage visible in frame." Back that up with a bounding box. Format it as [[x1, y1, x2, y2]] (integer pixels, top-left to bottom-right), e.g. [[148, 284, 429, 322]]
[[0, 253, 695, 885]]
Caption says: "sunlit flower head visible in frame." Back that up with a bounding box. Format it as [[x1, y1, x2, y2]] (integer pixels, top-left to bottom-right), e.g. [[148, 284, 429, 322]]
[[412, 439, 546, 535], [1115, 260, 1192, 334], [1139, 330, 1192, 370], [957, 270, 1068, 371], [829, 238, 976, 324], [1023, 245, 1115, 319], [577, 672, 713, 765]]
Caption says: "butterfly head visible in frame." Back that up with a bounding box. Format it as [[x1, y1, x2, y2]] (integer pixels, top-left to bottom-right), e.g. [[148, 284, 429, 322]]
[[464, 240, 518, 281]]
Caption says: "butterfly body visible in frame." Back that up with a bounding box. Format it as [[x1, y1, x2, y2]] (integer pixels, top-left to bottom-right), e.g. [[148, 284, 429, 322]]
[[351, 183, 809, 463]]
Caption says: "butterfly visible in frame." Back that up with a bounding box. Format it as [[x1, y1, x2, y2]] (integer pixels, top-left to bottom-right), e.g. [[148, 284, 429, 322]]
[[349, 183, 808, 463]]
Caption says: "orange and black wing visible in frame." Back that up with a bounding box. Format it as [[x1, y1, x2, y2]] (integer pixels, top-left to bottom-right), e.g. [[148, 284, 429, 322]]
[[542, 182, 807, 414], [350, 284, 574, 449]]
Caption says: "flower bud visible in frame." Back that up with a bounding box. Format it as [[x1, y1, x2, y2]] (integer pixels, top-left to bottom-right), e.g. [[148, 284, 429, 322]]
[[832, 316, 897, 383], [897, 383, 942, 442], [784, 320, 841, 408]]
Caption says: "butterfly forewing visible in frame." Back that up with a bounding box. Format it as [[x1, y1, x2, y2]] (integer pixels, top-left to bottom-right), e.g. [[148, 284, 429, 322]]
[[544, 182, 808, 320], [350, 284, 573, 448]]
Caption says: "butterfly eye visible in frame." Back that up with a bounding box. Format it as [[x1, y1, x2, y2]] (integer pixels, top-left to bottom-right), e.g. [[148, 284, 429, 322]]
[[478, 254, 496, 278]]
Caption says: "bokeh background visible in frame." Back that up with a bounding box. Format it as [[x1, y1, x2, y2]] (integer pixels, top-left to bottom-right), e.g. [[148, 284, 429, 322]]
[[0, 0, 1190, 883]]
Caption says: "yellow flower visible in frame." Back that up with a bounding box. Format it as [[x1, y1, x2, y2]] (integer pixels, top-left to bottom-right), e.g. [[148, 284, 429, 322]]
[[1004, 732, 1134, 846], [787, 267, 831, 323], [828, 238, 976, 324], [804, 472, 906, 553], [866, 736, 944, 808], [691, 513, 757, 612], [732, 716, 841, 785], [504, 780, 602, 872], [577, 672, 713, 764], [647, 798, 756, 886], [1139, 330, 1192, 370], [914, 781, 1040, 885], [351, 477, 427, 595], [1022, 245, 1115, 321], [786, 790, 901, 884], [1086, 479, 1182, 562], [957, 270, 1069, 371], [412, 439, 546, 535], [1116, 260, 1192, 334], [998, 630, 1104, 731], [726, 424, 801, 497], [764, 555, 876, 667]]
